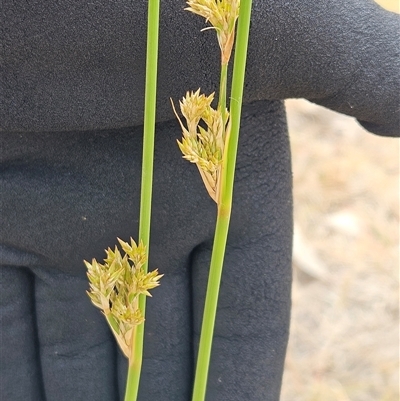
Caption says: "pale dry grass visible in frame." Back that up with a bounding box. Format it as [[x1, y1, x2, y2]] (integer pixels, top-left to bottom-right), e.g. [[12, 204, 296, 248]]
[[281, 99, 399, 401]]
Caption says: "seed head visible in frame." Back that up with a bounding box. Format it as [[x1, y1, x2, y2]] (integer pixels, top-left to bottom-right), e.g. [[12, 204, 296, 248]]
[[85, 238, 163, 360], [185, 0, 240, 64], [171, 89, 229, 202], [179, 89, 215, 135]]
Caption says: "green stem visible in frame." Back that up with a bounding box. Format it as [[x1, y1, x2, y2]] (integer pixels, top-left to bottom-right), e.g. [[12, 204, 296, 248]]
[[124, 361, 139, 401], [124, 327, 140, 401], [124, 0, 160, 399], [191, 1, 253, 400], [221, 0, 253, 207], [192, 204, 231, 401], [218, 63, 228, 126]]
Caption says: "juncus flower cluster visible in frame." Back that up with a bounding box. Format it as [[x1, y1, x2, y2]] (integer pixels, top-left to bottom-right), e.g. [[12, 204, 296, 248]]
[[186, 0, 240, 64], [171, 89, 230, 203], [85, 238, 162, 361]]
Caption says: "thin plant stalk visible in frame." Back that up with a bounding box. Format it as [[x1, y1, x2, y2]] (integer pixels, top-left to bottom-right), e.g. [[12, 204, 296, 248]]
[[191, 209, 230, 401], [221, 0, 253, 207], [218, 63, 228, 125], [191, 1, 253, 400], [124, 0, 160, 399]]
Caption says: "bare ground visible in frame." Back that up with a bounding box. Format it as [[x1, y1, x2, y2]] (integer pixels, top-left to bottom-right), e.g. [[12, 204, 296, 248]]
[[280, 99, 399, 401]]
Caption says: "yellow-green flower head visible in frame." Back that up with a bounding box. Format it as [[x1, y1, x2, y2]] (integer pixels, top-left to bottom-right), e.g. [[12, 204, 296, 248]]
[[85, 238, 163, 360], [172, 89, 230, 203], [186, 0, 240, 64], [179, 89, 215, 135]]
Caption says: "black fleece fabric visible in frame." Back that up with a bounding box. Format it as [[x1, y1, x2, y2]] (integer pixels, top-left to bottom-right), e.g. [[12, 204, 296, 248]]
[[2, 0, 399, 135], [0, 1, 399, 401]]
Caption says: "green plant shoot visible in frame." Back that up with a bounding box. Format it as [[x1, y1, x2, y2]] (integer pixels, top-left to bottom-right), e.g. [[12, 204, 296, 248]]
[[85, 0, 161, 400], [171, 0, 253, 400]]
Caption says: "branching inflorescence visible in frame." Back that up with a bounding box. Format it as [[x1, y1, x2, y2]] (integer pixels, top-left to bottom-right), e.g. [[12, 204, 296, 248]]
[[172, 90, 229, 203], [85, 238, 162, 362], [186, 0, 240, 64]]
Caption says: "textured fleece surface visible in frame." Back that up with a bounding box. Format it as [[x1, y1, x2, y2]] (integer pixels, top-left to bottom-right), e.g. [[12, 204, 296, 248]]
[[0, 1, 399, 401], [1, 101, 292, 401], [2, 0, 399, 135]]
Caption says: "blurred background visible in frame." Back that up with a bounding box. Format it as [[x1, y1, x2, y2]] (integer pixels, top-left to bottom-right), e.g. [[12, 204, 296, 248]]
[[280, 3, 399, 399]]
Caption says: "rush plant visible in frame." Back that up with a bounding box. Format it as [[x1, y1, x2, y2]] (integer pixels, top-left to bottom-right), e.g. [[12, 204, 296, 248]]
[[85, 0, 161, 400], [172, 1, 253, 400], [85, 0, 253, 400]]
